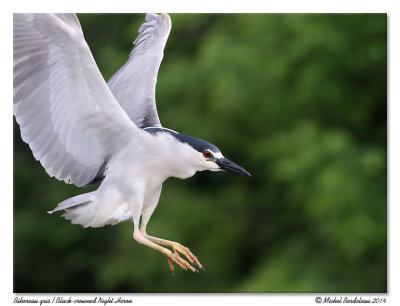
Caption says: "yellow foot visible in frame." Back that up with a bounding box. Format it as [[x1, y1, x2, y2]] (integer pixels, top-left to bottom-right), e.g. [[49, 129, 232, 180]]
[[171, 243, 204, 271], [162, 249, 199, 273], [138, 227, 205, 273]]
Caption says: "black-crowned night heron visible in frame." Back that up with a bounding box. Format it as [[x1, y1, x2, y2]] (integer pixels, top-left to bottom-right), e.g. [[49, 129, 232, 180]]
[[13, 13, 251, 274]]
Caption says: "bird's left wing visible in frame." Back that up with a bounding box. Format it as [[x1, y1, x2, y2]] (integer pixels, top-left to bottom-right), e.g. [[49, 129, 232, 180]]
[[14, 13, 140, 187], [107, 13, 172, 128]]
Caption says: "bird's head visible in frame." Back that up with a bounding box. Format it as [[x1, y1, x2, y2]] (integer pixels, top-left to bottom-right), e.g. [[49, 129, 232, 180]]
[[144, 127, 251, 177], [169, 130, 251, 177]]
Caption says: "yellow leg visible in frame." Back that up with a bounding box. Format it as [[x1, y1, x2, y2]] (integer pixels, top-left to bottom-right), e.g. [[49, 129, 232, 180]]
[[139, 224, 204, 271], [133, 226, 199, 273]]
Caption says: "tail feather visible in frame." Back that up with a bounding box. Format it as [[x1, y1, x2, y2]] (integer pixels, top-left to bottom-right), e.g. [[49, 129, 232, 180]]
[[48, 190, 132, 228], [48, 191, 95, 214]]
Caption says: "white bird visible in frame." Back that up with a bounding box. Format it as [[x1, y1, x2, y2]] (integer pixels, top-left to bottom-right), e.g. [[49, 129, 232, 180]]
[[13, 13, 250, 274]]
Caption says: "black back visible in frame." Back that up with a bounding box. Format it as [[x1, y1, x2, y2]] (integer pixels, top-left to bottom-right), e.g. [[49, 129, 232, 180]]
[[144, 127, 221, 153]]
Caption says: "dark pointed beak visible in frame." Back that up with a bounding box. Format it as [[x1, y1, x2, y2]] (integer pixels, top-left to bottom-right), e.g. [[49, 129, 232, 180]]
[[216, 157, 251, 177]]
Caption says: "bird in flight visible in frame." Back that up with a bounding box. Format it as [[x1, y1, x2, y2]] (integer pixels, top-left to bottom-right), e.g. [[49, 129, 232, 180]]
[[13, 13, 251, 274]]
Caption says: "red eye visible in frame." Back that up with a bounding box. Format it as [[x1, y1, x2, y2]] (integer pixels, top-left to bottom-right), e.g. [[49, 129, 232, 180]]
[[203, 151, 212, 158]]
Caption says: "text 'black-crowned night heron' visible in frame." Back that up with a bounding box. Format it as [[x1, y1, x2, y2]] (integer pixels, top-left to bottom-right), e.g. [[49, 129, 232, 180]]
[[13, 13, 251, 274]]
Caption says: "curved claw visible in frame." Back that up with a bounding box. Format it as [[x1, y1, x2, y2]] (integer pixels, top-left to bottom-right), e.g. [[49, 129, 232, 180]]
[[167, 257, 175, 276]]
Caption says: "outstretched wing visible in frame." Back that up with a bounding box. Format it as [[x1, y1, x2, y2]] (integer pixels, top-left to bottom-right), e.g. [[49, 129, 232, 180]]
[[13, 13, 139, 187], [107, 13, 172, 128]]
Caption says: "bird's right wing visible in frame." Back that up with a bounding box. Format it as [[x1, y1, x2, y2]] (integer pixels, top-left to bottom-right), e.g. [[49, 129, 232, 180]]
[[14, 13, 140, 187], [107, 13, 172, 128]]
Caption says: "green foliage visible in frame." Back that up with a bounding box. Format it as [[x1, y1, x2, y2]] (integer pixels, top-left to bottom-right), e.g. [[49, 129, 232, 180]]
[[13, 13, 386, 293]]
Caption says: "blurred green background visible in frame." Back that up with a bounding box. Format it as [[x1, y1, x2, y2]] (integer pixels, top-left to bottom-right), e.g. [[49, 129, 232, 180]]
[[13, 13, 387, 293]]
